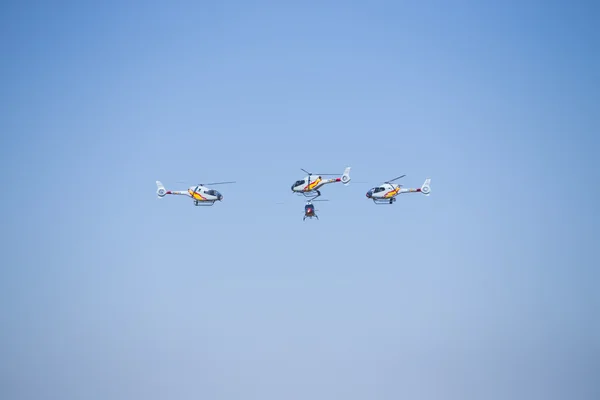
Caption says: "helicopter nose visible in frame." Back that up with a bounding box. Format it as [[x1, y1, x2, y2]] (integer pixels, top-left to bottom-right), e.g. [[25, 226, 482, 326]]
[[219, 195, 223, 200], [366, 191, 372, 198]]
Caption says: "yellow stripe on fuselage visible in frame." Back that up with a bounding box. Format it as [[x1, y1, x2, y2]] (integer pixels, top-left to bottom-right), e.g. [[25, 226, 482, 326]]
[[306, 177, 322, 191], [188, 189, 207, 201], [384, 187, 399, 198]]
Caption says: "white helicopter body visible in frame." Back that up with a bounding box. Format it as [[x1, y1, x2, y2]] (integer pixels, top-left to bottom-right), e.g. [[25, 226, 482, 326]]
[[156, 180, 234, 206], [366, 176, 431, 204], [291, 167, 351, 200]]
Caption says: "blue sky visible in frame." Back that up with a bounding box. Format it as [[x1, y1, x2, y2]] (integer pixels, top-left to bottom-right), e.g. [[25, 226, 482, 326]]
[[1, 1, 598, 399]]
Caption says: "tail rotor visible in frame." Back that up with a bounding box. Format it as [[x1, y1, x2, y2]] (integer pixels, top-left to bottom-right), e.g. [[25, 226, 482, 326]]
[[341, 166, 351, 185], [156, 181, 167, 198], [421, 178, 431, 196]]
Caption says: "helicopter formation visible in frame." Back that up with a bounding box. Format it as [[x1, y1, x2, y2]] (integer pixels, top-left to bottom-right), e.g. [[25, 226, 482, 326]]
[[156, 166, 431, 220]]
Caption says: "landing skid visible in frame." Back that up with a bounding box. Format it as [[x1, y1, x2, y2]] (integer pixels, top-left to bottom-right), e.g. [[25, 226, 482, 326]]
[[194, 200, 216, 206], [299, 190, 322, 200], [372, 198, 396, 205]]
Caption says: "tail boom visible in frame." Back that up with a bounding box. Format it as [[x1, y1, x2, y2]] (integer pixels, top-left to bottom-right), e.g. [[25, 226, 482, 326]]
[[156, 181, 190, 198], [398, 178, 431, 195]]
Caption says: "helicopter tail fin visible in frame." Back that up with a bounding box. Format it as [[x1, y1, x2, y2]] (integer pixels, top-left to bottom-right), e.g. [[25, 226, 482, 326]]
[[156, 181, 167, 197], [420, 178, 431, 196], [341, 167, 351, 185]]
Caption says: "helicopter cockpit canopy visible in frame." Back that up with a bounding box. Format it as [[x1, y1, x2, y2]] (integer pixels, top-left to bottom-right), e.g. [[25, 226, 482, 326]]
[[366, 186, 386, 197], [292, 179, 305, 190], [207, 189, 223, 200]]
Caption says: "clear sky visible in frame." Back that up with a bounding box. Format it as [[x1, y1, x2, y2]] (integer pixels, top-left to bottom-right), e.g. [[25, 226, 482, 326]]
[[1, 1, 598, 399]]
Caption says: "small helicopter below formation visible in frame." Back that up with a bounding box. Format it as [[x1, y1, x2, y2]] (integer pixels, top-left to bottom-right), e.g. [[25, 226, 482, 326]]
[[366, 175, 431, 204], [290, 167, 351, 200], [303, 199, 329, 221], [155, 180, 235, 206]]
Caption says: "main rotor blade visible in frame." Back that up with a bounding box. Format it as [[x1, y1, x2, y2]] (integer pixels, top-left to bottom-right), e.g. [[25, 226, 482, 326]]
[[300, 168, 338, 176], [386, 175, 406, 183], [202, 181, 236, 185]]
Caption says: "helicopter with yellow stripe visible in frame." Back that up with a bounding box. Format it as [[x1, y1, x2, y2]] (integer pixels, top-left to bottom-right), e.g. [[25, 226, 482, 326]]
[[366, 175, 431, 204], [155, 180, 235, 206], [290, 167, 351, 200]]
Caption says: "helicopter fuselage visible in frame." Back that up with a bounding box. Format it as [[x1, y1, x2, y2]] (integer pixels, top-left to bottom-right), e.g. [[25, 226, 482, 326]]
[[186, 185, 223, 202], [163, 185, 223, 205], [366, 183, 420, 200], [291, 175, 341, 194], [366, 178, 430, 204]]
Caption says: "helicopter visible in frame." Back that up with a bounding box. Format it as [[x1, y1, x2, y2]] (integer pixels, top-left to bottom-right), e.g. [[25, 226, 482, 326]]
[[303, 199, 329, 221], [366, 175, 431, 204], [291, 166, 351, 200], [155, 180, 235, 206]]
